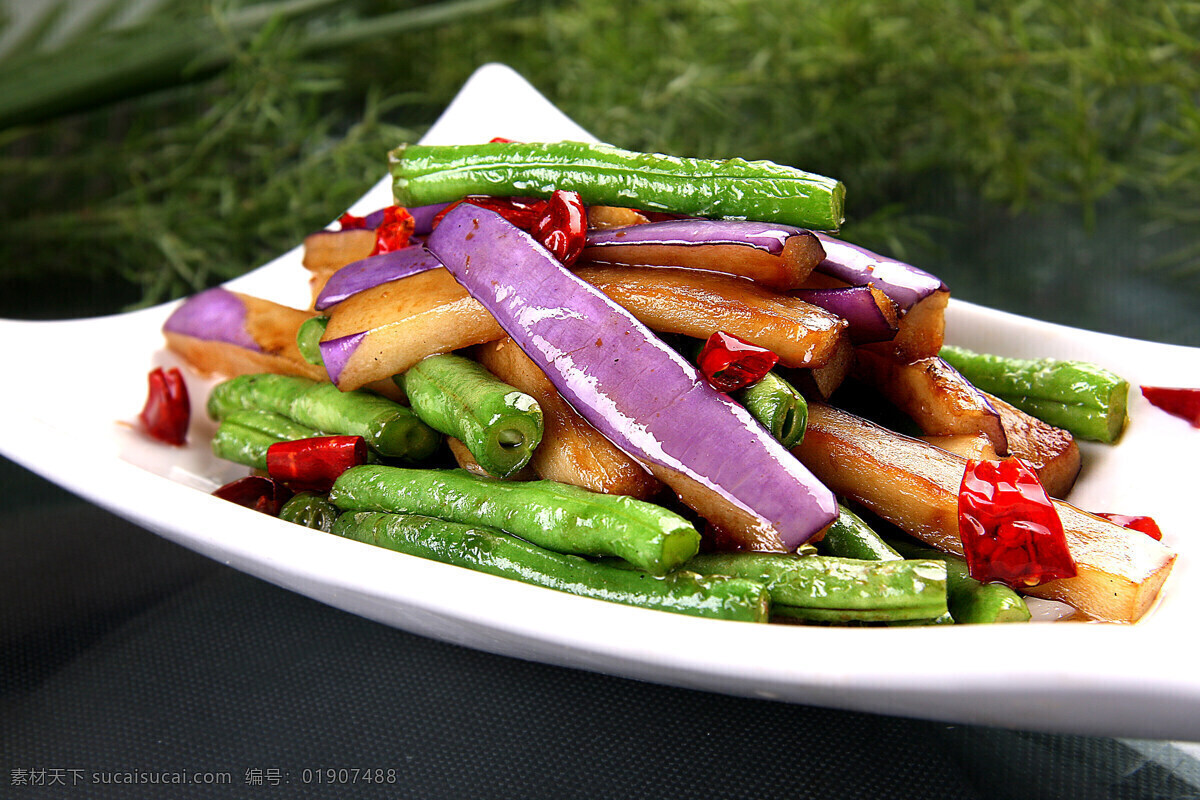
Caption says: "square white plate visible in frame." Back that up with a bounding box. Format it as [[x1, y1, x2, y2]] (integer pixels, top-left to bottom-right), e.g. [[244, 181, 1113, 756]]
[[3, 63, 1199, 741]]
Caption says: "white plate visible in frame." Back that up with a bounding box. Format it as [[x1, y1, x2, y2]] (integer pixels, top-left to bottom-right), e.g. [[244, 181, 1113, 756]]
[[4, 63, 1199, 741]]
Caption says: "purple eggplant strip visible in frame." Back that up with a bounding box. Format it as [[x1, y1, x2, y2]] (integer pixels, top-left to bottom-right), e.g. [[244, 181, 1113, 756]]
[[813, 233, 945, 312], [320, 331, 367, 384], [585, 218, 807, 254], [162, 287, 260, 351], [314, 244, 443, 311], [793, 286, 898, 345], [408, 203, 449, 235], [426, 203, 838, 550]]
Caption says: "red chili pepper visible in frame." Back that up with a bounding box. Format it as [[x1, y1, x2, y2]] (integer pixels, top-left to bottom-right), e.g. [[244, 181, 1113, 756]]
[[532, 190, 587, 266], [431, 196, 547, 231], [369, 205, 416, 256], [338, 211, 369, 230], [139, 367, 190, 445], [696, 331, 780, 393], [212, 476, 292, 516], [957, 458, 1076, 587], [1095, 513, 1163, 541], [1141, 386, 1200, 427], [489, 136, 519, 143], [266, 435, 368, 493]]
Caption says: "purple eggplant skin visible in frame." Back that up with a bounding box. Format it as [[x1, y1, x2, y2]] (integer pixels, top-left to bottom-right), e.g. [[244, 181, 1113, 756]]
[[585, 218, 809, 254], [320, 331, 367, 385], [426, 203, 839, 551], [813, 233, 945, 312], [314, 245, 443, 311], [407, 203, 449, 235], [793, 286, 898, 345], [162, 287, 260, 351], [583, 219, 826, 290]]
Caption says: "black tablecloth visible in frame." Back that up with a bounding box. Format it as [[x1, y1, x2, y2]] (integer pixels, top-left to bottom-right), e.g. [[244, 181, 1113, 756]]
[[3, 458, 1199, 800]]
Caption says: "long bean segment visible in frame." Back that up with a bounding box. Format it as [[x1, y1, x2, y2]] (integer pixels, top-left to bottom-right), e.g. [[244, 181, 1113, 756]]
[[329, 465, 699, 575], [390, 141, 845, 231], [736, 371, 808, 448], [211, 409, 319, 469], [207, 374, 440, 461], [814, 505, 904, 562], [888, 537, 1031, 624], [939, 345, 1128, 443], [334, 511, 768, 622], [397, 354, 543, 478], [296, 316, 329, 366], [279, 493, 340, 532], [684, 553, 947, 622]]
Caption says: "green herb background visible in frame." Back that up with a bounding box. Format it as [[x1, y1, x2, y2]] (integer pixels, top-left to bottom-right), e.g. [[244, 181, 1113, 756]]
[[1, 0, 1198, 346]]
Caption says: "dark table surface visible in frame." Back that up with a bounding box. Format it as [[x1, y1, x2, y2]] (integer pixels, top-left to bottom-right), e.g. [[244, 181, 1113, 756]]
[[3, 198, 1200, 799]]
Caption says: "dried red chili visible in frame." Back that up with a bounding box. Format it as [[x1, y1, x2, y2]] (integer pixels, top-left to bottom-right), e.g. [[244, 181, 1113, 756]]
[[139, 367, 190, 445], [957, 457, 1076, 587], [369, 205, 416, 256], [696, 331, 780, 393], [531, 190, 587, 266], [266, 435, 368, 493], [1095, 513, 1163, 541], [212, 476, 292, 516], [338, 211, 369, 230], [1141, 386, 1200, 427]]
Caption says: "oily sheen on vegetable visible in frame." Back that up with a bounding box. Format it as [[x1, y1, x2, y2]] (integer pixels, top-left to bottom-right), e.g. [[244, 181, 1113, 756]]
[[425, 203, 839, 551]]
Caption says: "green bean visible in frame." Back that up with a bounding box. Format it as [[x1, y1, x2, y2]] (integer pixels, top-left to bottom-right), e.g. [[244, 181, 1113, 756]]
[[333, 511, 769, 622], [815, 504, 903, 562], [939, 345, 1129, 442], [888, 537, 1031, 624], [279, 492, 340, 532], [397, 354, 543, 478], [208, 374, 310, 420], [328, 465, 699, 575], [684, 552, 947, 622], [207, 374, 440, 461], [211, 409, 319, 469], [297, 316, 329, 366], [390, 141, 845, 231], [736, 371, 808, 448], [771, 605, 947, 624]]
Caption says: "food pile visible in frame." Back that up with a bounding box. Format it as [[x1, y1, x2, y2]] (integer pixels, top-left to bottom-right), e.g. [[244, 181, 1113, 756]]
[[149, 140, 1177, 625]]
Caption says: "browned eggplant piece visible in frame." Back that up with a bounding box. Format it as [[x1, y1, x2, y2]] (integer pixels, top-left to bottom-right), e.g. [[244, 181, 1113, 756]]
[[166, 292, 405, 401], [852, 350, 1009, 455], [475, 338, 663, 499], [166, 293, 328, 382], [581, 226, 826, 292], [325, 264, 849, 391], [321, 268, 506, 391], [986, 393, 1082, 498], [789, 337, 854, 401], [303, 229, 376, 305], [922, 433, 1000, 461], [575, 266, 849, 370], [798, 268, 947, 360], [586, 206, 649, 229], [792, 403, 1175, 623], [861, 288, 949, 361]]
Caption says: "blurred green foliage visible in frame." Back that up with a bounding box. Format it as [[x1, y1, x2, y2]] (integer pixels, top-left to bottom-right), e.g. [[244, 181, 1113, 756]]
[[0, 0, 1198, 335]]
